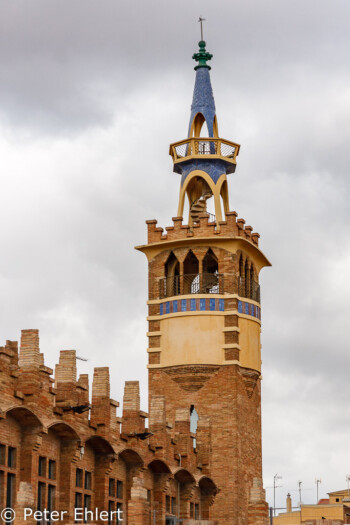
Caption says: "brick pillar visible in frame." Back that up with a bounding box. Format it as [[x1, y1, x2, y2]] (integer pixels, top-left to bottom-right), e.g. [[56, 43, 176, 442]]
[[20, 433, 42, 483], [55, 350, 78, 406], [153, 473, 171, 525], [128, 477, 149, 525], [77, 374, 90, 423], [180, 483, 196, 520], [18, 329, 41, 396], [90, 367, 113, 436], [175, 408, 191, 467], [94, 455, 115, 520], [247, 477, 269, 525], [59, 441, 80, 524], [149, 395, 168, 452], [200, 492, 216, 520], [122, 381, 144, 435], [179, 261, 184, 294], [196, 416, 211, 474], [149, 395, 166, 431], [19, 329, 40, 368], [14, 482, 36, 525]]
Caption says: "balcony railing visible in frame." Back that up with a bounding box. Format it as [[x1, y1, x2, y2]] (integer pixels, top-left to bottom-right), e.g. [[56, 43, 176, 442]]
[[159, 273, 260, 302], [159, 273, 224, 299], [238, 277, 260, 303], [169, 137, 240, 169]]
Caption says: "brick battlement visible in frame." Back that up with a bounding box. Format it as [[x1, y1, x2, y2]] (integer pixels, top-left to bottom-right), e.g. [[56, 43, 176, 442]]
[[0, 329, 222, 525], [146, 212, 260, 247]]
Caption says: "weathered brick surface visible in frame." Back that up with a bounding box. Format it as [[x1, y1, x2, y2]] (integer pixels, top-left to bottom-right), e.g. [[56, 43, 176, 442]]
[[143, 208, 268, 524], [0, 331, 216, 525], [145, 213, 260, 247], [149, 363, 266, 524], [0, 199, 268, 525]]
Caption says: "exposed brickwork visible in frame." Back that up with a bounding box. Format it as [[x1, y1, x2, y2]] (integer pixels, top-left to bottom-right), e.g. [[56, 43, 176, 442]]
[[145, 213, 260, 247], [224, 348, 239, 361], [143, 204, 269, 524], [149, 363, 266, 524], [146, 240, 259, 303], [0, 332, 218, 525]]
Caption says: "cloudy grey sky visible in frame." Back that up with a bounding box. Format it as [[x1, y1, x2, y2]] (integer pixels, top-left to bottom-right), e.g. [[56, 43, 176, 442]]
[[1, 0, 350, 513]]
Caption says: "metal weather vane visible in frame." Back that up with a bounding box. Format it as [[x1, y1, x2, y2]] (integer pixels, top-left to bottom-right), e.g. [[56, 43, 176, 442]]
[[198, 16, 206, 41]]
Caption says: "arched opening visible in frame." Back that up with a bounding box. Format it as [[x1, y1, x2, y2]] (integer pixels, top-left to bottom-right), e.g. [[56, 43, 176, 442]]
[[118, 449, 144, 523], [239, 254, 244, 296], [203, 249, 218, 274], [192, 112, 207, 138], [244, 260, 250, 298], [47, 421, 81, 441], [199, 476, 218, 519], [183, 251, 199, 294], [85, 436, 115, 456], [220, 179, 230, 218], [190, 406, 198, 449], [186, 176, 213, 224], [250, 264, 260, 302], [202, 249, 219, 293], [165, 252, 180, 297], [5, 406, 43, 430], [118, 449, 143, 467], [174, 469, 196, 521], [250, 265, 254, 299], [36, 422, 82, 522], [147, 460, 172, 525], [148, 460, 171, 474], [165, 252, 180, 278]]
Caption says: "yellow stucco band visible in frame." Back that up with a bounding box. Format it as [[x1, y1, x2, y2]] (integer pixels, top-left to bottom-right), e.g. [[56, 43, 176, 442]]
[[238, 318, 261, 371], [147, 310, 261, 371], [159, 315, 224, 366]]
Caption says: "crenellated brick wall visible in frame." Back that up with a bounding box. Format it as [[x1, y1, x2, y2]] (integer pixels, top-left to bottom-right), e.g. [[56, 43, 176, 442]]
[[0, 330, 218, 525], [145, 212, 260, 246]]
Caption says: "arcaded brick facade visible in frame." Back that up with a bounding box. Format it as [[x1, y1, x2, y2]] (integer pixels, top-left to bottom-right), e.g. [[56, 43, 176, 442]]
[[0, 330, 219, 525]]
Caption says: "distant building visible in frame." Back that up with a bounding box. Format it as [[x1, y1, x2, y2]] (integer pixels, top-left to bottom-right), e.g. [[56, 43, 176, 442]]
[[273, 491, 350, 524]]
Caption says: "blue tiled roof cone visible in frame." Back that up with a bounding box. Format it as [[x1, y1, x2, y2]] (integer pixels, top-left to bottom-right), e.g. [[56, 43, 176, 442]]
[[169, 39, 241, 228], [188, 68, 216, 137], [188, 41, 217, 138]]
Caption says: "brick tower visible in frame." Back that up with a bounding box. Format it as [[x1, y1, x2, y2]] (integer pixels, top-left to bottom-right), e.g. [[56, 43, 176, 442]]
[[136, 40, 271, 525]]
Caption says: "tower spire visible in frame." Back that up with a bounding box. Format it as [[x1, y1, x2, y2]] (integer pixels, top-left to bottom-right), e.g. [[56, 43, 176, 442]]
[[169, 38, 240, 228]]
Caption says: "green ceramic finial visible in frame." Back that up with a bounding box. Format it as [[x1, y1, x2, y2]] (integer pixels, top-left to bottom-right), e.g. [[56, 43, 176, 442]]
[[192, 40, 213, 71]]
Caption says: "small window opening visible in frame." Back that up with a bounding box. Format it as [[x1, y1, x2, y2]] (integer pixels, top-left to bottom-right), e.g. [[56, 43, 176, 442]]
[[164, 252, 180, 297], [190, 405, 198, 449], [202, 249, 219, 293], [183, 251, 199, 294]]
